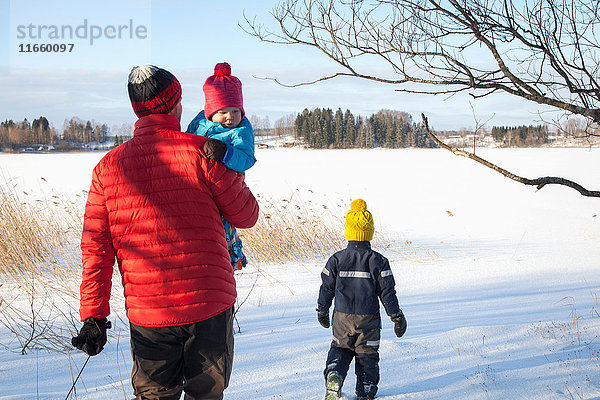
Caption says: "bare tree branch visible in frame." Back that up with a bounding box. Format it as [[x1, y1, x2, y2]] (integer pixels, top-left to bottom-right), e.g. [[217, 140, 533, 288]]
[[421, 113, 600, 197]]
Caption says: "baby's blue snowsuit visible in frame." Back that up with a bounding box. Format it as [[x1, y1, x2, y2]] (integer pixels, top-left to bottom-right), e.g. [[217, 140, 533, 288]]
[[187, 110, 257, 270]]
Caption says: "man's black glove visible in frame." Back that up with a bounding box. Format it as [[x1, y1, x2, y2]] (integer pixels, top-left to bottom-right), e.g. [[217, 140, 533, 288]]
[[316, 308, 330, 328], [391, 311, 407, 338], [71, 317, 111, 356], [203, 139, 227, 161]]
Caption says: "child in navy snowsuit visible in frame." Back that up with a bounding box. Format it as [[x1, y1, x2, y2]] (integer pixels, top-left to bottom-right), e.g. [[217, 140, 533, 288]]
[[317, 199, 407, 400], [186, 62, 256, 270]]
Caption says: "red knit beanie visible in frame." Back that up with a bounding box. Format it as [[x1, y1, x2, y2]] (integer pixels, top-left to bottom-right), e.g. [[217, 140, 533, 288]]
[[128, 65, 182, 118], [203, 62, 244, 120]]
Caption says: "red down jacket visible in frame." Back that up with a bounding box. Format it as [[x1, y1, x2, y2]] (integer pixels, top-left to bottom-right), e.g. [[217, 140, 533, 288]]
[[79, 114, 259, 327]]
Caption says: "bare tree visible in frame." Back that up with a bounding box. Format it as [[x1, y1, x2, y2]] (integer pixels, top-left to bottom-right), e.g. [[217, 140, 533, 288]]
[[246, 0, 599, 126], [245, 0, 600, 197], [274, 113, 297, 138], [249, 115, 274, 136]]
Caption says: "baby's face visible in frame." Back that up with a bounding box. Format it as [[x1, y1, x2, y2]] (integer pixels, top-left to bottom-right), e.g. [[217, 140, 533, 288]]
[[212, 107, 242, 128]]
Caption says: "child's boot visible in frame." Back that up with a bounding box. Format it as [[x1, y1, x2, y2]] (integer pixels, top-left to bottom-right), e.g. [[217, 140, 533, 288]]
[[355, 382, 377, 400], [324, 370, 343, 400]]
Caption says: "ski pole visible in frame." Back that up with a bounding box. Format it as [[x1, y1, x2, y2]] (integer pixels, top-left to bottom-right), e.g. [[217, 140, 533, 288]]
[[64, 354, 91, 400]]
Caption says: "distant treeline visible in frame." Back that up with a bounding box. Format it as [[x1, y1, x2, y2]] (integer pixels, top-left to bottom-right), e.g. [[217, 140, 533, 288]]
[[62, 117, 110, 144], [0, 117, 57, 148], [1, 111, 553, 152], [491, 125, 549, 147], [0, 117, 132, 150], [294, 108, 437, 149]]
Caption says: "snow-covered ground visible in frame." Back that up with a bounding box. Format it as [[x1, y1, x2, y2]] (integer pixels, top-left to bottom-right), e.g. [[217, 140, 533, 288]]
[[1, 147, 600, 399]]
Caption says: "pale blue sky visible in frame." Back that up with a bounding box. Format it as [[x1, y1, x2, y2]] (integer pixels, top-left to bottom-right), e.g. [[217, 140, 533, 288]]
[[1, 0, 558, 131]]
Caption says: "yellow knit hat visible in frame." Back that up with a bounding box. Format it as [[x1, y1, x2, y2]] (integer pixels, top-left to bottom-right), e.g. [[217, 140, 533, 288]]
[[344, 199, 374, 241]]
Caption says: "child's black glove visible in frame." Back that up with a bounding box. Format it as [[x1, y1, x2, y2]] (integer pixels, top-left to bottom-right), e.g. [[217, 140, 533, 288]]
[[71, 317, 111, 356], [203, 139, 227, 161], [391, 311, 407, 338], [316, 308, 330, 328]]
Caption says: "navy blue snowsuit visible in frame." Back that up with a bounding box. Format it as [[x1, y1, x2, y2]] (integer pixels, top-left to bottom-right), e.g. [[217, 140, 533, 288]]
[[318, 241, 400, 397]]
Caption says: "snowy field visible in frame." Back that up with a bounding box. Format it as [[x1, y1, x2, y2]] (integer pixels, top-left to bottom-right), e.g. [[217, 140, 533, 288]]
[[1, 147, 600, 399]]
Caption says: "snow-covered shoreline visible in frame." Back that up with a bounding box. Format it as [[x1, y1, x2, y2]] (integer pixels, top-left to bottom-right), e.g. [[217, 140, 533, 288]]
[[1, 147, 599, 399]]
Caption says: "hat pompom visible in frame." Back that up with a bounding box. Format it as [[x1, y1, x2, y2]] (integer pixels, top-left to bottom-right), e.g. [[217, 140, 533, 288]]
[[214, 62, 231, 77], [350, 199, 367, 212], [128, 65, 157, 84]]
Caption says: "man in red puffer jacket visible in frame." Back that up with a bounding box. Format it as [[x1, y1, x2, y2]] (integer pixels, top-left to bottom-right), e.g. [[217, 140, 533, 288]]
[[72, 65, 259, 400]]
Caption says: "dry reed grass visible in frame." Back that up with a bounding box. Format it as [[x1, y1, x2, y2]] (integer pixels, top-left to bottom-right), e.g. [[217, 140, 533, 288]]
[[0, 178, 86, 353], [0, 178, 83, 284], [240, 192, 347, 263], [240, 190, 439, 264]]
